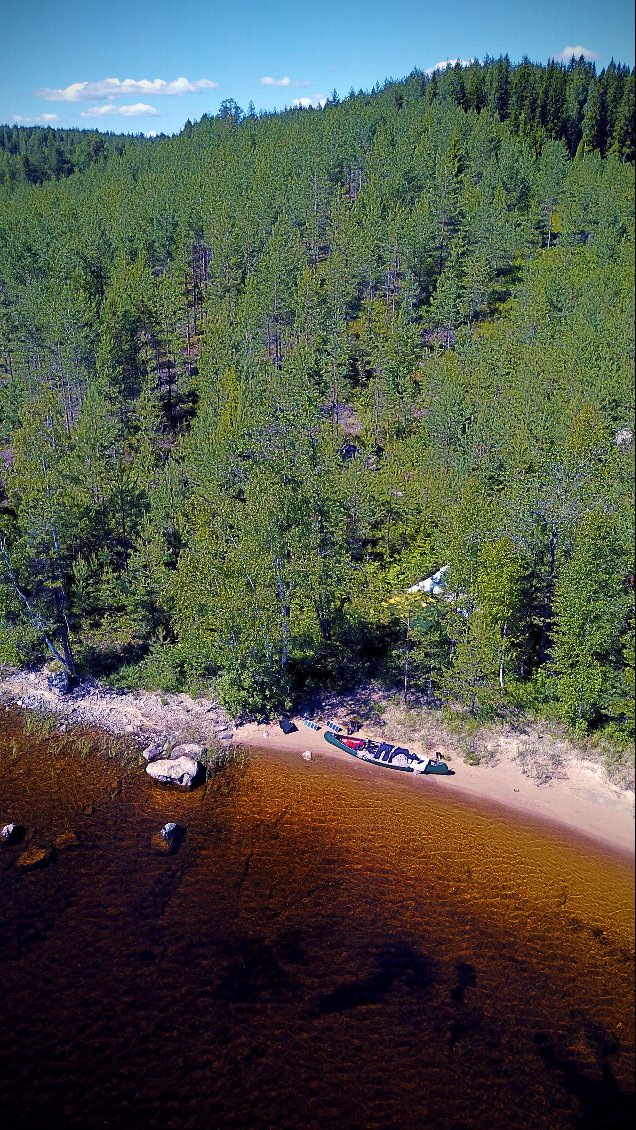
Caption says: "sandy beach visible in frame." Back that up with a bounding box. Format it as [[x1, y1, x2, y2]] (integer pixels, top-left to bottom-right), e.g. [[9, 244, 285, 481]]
[[233, 719, 636, 860]]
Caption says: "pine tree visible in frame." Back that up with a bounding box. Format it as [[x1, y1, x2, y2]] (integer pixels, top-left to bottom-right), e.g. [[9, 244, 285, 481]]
[[551, 511, 632, 730]]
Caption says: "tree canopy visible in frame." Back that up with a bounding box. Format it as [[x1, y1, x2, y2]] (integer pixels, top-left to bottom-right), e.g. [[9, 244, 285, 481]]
[[0, 56, 634, 742]]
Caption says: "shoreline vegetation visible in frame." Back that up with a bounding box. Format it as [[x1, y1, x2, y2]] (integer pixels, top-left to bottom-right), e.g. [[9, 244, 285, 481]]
[[1, 665, 633, 859]]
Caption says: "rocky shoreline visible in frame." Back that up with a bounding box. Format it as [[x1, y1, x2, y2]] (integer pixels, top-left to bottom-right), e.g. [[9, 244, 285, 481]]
[[0, 666, 235, 754]]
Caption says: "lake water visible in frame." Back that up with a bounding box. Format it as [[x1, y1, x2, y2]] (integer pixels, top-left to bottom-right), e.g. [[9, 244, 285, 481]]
[[1, 707, 634, 1129]]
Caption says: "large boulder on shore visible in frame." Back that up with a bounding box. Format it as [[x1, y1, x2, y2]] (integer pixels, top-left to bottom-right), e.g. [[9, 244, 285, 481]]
[[142, 740, 207, 764], [146, 755, 201, 790]]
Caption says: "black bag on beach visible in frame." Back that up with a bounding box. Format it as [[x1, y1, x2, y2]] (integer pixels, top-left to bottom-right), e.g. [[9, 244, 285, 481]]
[[280, 718, 297, 734]]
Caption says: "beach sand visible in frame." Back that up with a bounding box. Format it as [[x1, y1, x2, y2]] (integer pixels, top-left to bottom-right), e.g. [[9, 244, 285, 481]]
[[234, 719, 636, 860]]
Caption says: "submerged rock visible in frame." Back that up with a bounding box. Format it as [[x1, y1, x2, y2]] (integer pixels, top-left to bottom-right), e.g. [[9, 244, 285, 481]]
[[54, 831, 81, 851], [146, 755, 201, 790], [16, 844, 54, 871]]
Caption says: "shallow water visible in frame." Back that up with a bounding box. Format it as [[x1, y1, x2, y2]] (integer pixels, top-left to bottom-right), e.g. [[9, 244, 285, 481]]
[[1, 707, 634, 1129]]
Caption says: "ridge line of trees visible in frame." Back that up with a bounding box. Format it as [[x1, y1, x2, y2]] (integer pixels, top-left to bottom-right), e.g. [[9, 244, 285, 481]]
[[1, 54, 633, 191]]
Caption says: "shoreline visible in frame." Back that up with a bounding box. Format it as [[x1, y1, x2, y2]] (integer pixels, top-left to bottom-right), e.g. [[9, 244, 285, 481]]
[[1, 666, 634, 860], [232, 721, 635, 862]]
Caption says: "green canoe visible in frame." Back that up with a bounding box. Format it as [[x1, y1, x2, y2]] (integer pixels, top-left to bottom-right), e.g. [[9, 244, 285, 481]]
[[323, 730, 454, 775]]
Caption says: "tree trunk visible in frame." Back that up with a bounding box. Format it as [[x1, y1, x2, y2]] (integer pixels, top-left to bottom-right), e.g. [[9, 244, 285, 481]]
[[403, 609, 411, 705], [274, 556, 290, 669]]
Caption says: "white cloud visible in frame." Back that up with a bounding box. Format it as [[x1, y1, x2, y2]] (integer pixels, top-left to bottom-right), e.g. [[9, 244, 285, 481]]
[[425, 58, 474, 74], [260, 75, 292, 87], [556, 45, 601, 61], [12, 112, 60, 123], [80, 102, 160, 118], [36, 76, 217, 102], [260, 75, 310, 88], [291, 95, 328, 109]]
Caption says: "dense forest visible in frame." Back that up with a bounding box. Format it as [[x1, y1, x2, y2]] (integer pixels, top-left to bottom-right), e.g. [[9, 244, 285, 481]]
[[0, 125, 147, 187], [0, 56, 634, 741]]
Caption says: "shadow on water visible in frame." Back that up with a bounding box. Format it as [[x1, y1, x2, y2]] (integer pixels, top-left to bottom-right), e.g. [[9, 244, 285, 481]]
[[217, 934, 300, 1004], [451, 960, 477, 1003], [0, 707, 634, 1130], [313, 942, 437, 1017], [534, 1021, 633, 1130]]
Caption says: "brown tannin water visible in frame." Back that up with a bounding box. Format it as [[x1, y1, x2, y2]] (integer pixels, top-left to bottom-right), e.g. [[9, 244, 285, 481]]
[[0, 708, 634, 1129]]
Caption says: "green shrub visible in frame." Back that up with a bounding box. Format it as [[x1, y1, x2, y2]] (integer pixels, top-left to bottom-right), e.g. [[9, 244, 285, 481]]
[[215, 662, 292, 721], [464, 750, 481, 766]]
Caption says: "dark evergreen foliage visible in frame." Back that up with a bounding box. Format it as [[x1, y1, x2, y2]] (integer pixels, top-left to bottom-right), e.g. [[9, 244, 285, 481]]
[[0, 124, 149, 187]]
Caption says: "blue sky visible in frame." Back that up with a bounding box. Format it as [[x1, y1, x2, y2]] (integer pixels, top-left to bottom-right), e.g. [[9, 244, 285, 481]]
[[3, 0, 634, 135]]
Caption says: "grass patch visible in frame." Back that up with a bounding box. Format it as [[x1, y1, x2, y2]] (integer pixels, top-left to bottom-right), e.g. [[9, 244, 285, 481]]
[[513, 738, 567, 786], [23, 711, 58, 739]]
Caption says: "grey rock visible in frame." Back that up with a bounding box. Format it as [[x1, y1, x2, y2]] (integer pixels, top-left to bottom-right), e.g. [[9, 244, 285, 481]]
[[1, 822, 24, 844], [146, 755, 201, 790], [141, 742, 165, 763], [48, 671, 71, 694], [168, 742, 206, 761], [613, 427, 633, 448], [150, 822, 183, 855]]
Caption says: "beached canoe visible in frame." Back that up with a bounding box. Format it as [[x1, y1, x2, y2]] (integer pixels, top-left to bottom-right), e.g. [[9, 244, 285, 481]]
[[324, 730, 454, 775]]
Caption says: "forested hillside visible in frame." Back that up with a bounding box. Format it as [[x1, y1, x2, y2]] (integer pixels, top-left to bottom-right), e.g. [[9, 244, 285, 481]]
[[0, 57, 634, 739], [0, 124, 145, 187]]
